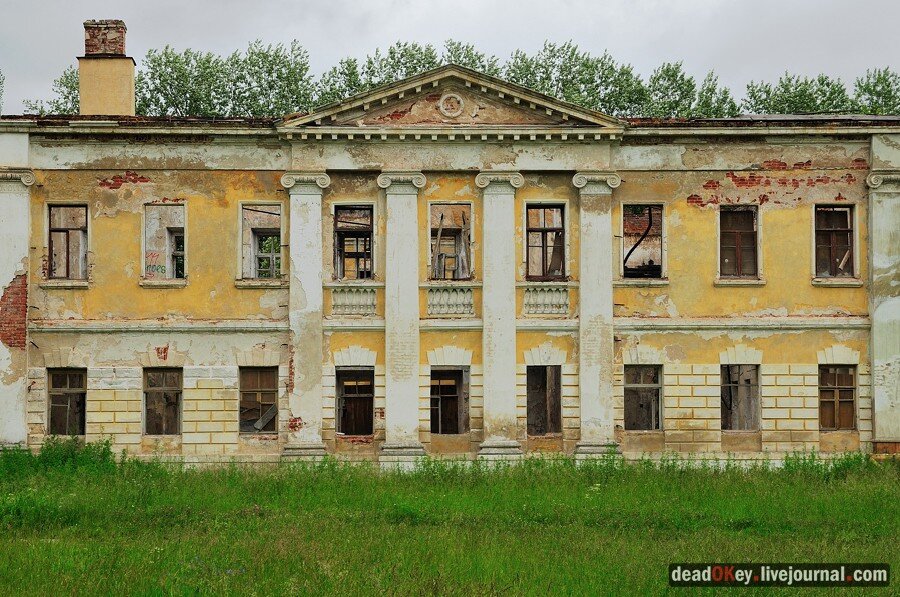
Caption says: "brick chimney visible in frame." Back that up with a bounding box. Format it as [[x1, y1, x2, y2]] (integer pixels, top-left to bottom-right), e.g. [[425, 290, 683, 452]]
[[78, 20, 135, 116]]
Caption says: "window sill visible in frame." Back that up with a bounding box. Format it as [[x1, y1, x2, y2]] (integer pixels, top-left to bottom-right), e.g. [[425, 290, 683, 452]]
[[39, 280, 89, 289], [234, 279, 288, 289], [517, 280, 577, 287], [420, 280, 481, 288], [140, 278, 188, 288], [614, 278, 669, 287], [324, 280, 385, 288], [811, 277, 863, 288], [240, 433, 279, 440], [714, 277, 766, 287]]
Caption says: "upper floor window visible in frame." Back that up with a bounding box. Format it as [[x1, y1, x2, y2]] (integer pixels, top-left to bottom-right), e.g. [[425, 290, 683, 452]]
[[719, 207, 758, 278], [623, 204, 663, 278], [819, 365, 855, 431], [815, 206, 854, 277], [144, 204, 186, 280], [241, 204, 282, 279], [334, 206, 373, 280], [526, 205, 565, 281], [48, 369, 86, 436], [430, 204, 471, 280], [49, 206, 88, 280]]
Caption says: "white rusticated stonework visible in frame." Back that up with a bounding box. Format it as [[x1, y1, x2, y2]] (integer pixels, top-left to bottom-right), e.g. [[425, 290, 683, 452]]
[[426, 286, 475, 316], [427, 345, 473, 367], [378, 172, 426, 460], [720, 344, 763, 365], [522, 284, 569, 315], [282, 171, 330, 459], [331, 286, 377, 316], [477, 172, 524, 459], [817, 345, 861, 365]]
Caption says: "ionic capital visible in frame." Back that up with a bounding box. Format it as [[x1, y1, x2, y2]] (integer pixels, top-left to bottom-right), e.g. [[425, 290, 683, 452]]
[[280, 171, 331, 192], [377, 172, 426, 190], [573, 172, 620, 194], [475, 171, 524, 190], [0, 169, 35, 187]]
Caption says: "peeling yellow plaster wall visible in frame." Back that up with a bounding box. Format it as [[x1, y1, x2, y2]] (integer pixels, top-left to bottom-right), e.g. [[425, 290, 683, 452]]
[[420, 331, 482, 363], [325, 331, 385, 365]]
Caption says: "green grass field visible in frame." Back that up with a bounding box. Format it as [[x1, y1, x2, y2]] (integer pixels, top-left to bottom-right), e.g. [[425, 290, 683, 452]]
[[0, 440, 897, 595]]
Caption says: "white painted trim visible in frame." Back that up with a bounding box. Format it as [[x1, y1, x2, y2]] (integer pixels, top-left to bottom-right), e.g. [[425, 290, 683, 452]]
[[817, 345, 860, 365], [809, 202, 860, 281], [522, 342, 567, 366], [425, 199, 475, 278], [427, 345, 473, 367], [618, 200, 667, 279], [43, 200, 91, 282], [332, 345, 378, 367], [521, 198, 571, 278], [141, 201, 187, 283], [237, 200, 286, 280], [719, 344, 763, 365], [329, 199, 379, 280], [716, 204, 763, 281], [622, 344, 664, 365]]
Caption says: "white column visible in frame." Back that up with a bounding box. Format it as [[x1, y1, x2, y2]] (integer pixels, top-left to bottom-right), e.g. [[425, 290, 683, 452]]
[[476, 171, 524, 458], [280, 172, 330, 458], [865, 169, 900, 450], [0, 166, 33, 445], [378, 172, 426, 459], [573, 172, 621, 455]]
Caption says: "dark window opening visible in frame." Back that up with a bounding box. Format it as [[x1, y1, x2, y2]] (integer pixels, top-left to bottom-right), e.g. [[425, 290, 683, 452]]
[[49, 206, 88, 280], [334, 206, 373, 280], [526, 365, 562, 435], [169, 228, 185, 279], [254, 230, 281, 279], [719, 208, 757, 278], [430, 204, 471, 280], [48, 369, 86, 435], [721, 365, 759, 431], [430, 369, 469, 434], [815, 206, 854, 277], [819, 365, 856, 430], [624, 365, 661, 430], [144, 368, 182, 435], [336, 369, 374, 435], [240, 367, 278, 433], [526, 205, 565, 281], [623, 205, 663, 278]]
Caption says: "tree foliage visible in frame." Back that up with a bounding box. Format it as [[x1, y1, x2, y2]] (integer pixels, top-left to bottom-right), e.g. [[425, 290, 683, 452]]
[[21, 39, 900, 118]]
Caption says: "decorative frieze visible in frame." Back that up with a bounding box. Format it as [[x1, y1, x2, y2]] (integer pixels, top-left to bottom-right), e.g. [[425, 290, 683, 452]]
[[331, 286, 377, 316], [426, 285, 475, 316], [523, 284, 569, 315]]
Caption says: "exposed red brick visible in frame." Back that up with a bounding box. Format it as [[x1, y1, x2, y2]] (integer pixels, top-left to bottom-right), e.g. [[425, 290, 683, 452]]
[[759, 194, 769, 204], [793, 160, 812, 169], [702, 180, 720, 190], [99, 170, 151, 190], [84, 20, 127, 56], [726, 172, 769, 188], [0, 274, 27, 349], [686, 194, 704, 205], [762, 159, 788, 170], [851, 158, 869, 170]]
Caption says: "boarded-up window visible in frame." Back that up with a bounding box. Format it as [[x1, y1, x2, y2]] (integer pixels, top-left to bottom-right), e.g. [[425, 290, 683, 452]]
[[336, 369, 374, 435], [48, 369, 86, 435], [48, 206, 88, 279], [819, 366, 855, 430], [144, 204, 185, 280], [239, 367, 278, 433], [430, 369, 469, 434], [430, 204, 471, 279], [719, 207, 757, 277], [241, 204, 281, 279], [624, 365, 661, 430], [721, 365, 759, 431], [334, 206, 373, 280], [623, 205, 663, 278], [526, 205, 565, 280], [144, 368, 182, 435], [526, 365, 562, 435], [815, 206, 854, 277]]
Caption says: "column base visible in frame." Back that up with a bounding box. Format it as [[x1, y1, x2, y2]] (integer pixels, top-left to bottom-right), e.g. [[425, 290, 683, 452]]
[[477, 439, 523, 461], [574, 440, 620, 460], [380, 442, 427, 470], [282, 443, 328, 462]]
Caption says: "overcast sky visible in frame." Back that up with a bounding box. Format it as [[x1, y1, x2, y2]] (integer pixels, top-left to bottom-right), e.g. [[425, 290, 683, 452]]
[[1, 0, 898, 113]]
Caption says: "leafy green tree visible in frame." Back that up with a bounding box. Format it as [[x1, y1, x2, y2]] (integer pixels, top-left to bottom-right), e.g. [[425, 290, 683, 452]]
[[644, 61, 696, 118], [693, 72, 739, 117], [23, 66, 79, 114], [315, 58, 366, 106], [136, 47, 230, 117], [441, 40, 501, 76], [743, 73, 852, 114], [361, 42, 440, 89], [852, 68, 900, 115], [227, 40, 315, 116]]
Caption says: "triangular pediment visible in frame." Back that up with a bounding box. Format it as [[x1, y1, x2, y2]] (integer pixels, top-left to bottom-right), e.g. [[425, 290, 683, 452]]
[[282, 65, 624, 130]]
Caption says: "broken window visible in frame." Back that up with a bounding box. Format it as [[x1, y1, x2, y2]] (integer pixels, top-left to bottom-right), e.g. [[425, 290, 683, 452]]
[[241, 204, 282, 279], [334, 206, 373, 280], [144, 368, 182, 435], [815, 206, 854, 277], [430, 369, 469, 434], [430, 204, 471, 280], [719, 207, 758, 277], [526, 205, 565, 281], [819, 366, 856, 430], [336, 368, 374, 435], [239, 367, 278, 433], [721, 365, 759, 431], [526, 365, 562, 435], [48, 206, 88, 279], [623, 205, 663, 278], [144, 204, 186, 280], [48, 369, 86, 435], [624, 365, 661, 430]]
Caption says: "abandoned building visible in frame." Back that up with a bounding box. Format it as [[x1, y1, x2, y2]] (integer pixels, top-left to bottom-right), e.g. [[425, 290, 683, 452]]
[[0, 20, 898, 463]]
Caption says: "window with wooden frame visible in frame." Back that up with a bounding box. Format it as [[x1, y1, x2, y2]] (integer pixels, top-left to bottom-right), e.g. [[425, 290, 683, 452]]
[[430, 369, 469, 435], [721, 365, 759, 431], [719, 207, 758, 278], [430, 204, 471, 280], [526, 205, 565, 281], [526, 365, 562, 436], [144, 204, 185, 280], [241, 204, 282, 279], [336, 368, 374, 436], [48, 369, 86, 436], [334, 206, 373, 280], [623, 204, 663, 278], [144, 368, 182, 435], [239, 367, 278, 433], [48, 205, 88, 279], [253, 230, 281, 279], [819, 365, 856, 430], [169, 228, 185, 279], [624, 365, 662, 430], [815, 206, 854, 277]]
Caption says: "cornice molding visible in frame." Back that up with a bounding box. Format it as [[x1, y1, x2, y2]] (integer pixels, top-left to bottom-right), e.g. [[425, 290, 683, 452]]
[[0, 169, 35, 186], [280, 171, 331, 190], [866, 172, 900, 189], [475, 171, 524, 189], [573, 171, 621, 193], [377, 171, 426, 189]]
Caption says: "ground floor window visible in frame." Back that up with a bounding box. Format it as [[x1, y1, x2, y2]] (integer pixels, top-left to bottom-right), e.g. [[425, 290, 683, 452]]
[[336, 368, 374, 435], [239, 367, 278, 433], [430, 369, 469, 435], [526, 365, 562, 435], [624, 365, 661, 430], [144, 368, 182, 435], [721, 365, 759, 430], [819, 365, 855, 430], [48, 369, 86, 435]]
